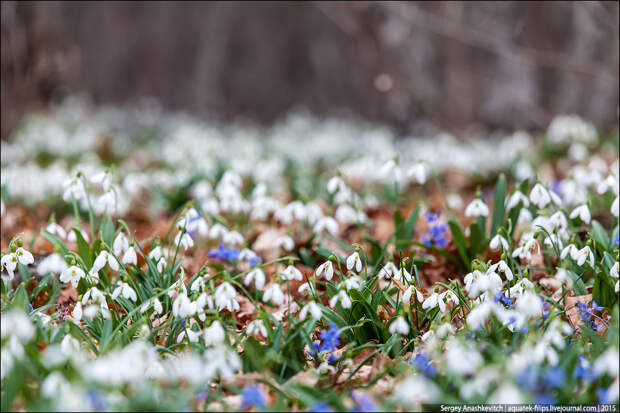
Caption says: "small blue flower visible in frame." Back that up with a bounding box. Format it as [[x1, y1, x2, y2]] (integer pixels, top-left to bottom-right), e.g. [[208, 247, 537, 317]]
[[573, 355, 597, 382], [241, 384, 265, 410], [426, 211, 441, 223], [350, 391, 377, 412], [544, 366, 565, 388], [410, 352, 436, 377], [86, 389, 106, 411], [309, 402, 335, 412], [328, 354, 339, 364], [318, 323, 340, 353], [612, 234, 619, 246]]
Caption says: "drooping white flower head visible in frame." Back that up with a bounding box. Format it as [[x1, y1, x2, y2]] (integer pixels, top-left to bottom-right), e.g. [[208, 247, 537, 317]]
[[246, 319, 268, 338], [113, 232, 129, 256], [262, 284, 284, 306], [59, 266, 85, 288], [569, 204, 591, 224], [203, 321, 226, 345], [388, 316, 410, 335], [299, 301, 322, 320], [214, 282, 239, 312], [329, 290, 352, 309], [281, 265, 302, 281], [275, 235, 295, 251], [489, 234, 509, 251], [346, 251, 362, 273], [464, 199, 489, 218], [122, 246, 138, 265], [316, 260, 334, 281], [111, 282, 137, 302], [174, 232, 194, 250], [244, 267, 266, 290]]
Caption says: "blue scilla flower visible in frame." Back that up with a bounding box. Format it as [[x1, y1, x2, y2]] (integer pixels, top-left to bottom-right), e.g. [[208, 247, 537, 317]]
[[241, 384, 265, 410], [328, 354, 339, 364], [517, 366, 539, 391], [319, 323, 340, 353], [613, 234, 619, 246], [426, 211, 441, 223], [208, 243, 241, 262], [410, 352, 436, 377], [309, 402, 335, 412], [544, 366, 565, 389], [86, 389, 106, 411], [573, 355, 597, 382], [350, 391, 377, 412]]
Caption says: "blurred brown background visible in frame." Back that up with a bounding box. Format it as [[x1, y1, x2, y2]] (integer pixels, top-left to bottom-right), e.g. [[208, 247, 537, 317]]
[[1, 1, 618, 138]]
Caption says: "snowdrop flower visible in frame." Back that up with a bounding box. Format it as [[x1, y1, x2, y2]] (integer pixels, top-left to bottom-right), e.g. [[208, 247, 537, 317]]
[[1, 253, 18, 280], [529, 183, 552, 209], [610, 262, 619, 293], [517, 208, 533, 224], [515, 291, 542, 318], [59, 266, 85, 288], [407, 162, 427, 184], [72, 302, 83, 321], [177, 327, 202, 344], [203, 321, 225, 345], [262, 284, 284, 306], [140, 297, 163, 314], [378, 261, 398, 279], [148, 246, 162, 261], [488, 260, 513, 281], [489, 234, 509, 250], [574, 246, 594, 267], [335, 204, 358, 225], [13, 248, 34, 267], [394, 267, 412, 283], [275, 235, 294, 251], [93, 250, 119, 272], [388, 316, 410, 335], [209, 223, 229, 240], [214, 282, 239, 312], [244, 267, 266, 290], [346, 251, 362, 273], [612, 196, 619, 217], [299, 301, 322, 320], [190, 276, 205, 292], [402, 285, 424, 303], [446, 193, 463, 210], [156, 257, 167, 273], [466, 270, 503, 298], [298, 282, 316, 296], [172, 293, 194, 319], [342, 275, 362, 291], [223, 230, 244, 245], [246, 319, 268, 338], [313, 216, 339, 236], [67, 228, 89, 243], [122, 246, 137, 265], [560, 244, 579, 261], [512, 237, 538, 261], [281, 265, 302, 281], [316, 260, 334, 281], [423, 291, 449, 313], [62, 177, 86, 202], [569, 204, 591, 224], [82, 286, 107, 309], [506, 190, 529, 210], [329, 290, 352, 309], [174, 231, 194, 250], [509, 278, 534, 297], [112, 282, 137, 302], [37, 253, 68, 276], [91, 170, 112, 191], [597, 174, 618, 195], [46, 222, 67, 239], [113, 232, 129, 256], [464, 199, 489, 217], [327, 175, 346, 194]]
